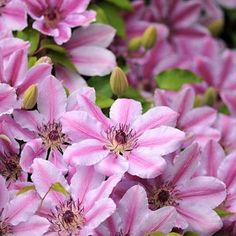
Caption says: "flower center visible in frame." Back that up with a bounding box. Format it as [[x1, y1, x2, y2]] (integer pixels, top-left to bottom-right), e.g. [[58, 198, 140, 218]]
[[148, 183, 180, 210], [38, 122, 70, 153], [0, 209, 13, 235], [44, 8, 61, 28], [48, 199, 85, 235], [105, 124, 138, 156], [0, 154, 21, 181]]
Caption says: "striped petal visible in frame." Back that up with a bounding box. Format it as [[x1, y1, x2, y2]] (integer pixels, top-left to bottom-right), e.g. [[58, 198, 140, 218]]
[[0, 175, 9, 209]]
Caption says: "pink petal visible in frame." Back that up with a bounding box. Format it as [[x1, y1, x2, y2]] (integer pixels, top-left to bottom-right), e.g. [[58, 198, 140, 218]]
[[69, 46, 116, 76], [7, 191, 41, 225], [85, 198, 116, 230], [83, 174, 122, 211], [5, 49, 27, 87], [33, 20, 59, 37], [201, 140, 225, 177], [0, 175, 9, 209], [70, 166, 104, 204], [178, 176, 226, 209], [17, 63, 52, 95], [179, 107, 217, 129], [23, 0, 44, 18], [128, 148, 167, 178], [138, 206, 176, 235], [110, 99, 142, 125], [31, 159, 69, 204], [65, 23, 116, 50], [61, 0, 91, 15], [218, 152, 236, 190], [118, 185, 149, 234], [63, 139, 108, 166], [54, 24, 71, 45], [221, 90, 236, 117], [38, 76, 67, 122], [132, 106, 178, 135], [168, 143, 200, 185], [13, 215, 50, 236], [20, 138, 46, 173], [61, 110, 104, 141], [138, 126, 185, 155], [176, 203, 223, 235], [95, 153, 129, 176]]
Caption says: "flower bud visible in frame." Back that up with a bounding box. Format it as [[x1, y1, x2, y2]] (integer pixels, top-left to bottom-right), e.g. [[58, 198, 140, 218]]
[[194, 95, 203, 108], [35, 56, 53, 65], [22, 84, 38, 109], [208, 19, 224, 37], [128, 36, 142, 52], [110, 66, 129, 97], [204, 87, 217, 106], [141, 25, 157, 50]]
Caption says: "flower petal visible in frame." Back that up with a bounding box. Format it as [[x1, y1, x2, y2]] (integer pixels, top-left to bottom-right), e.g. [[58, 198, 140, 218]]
[[0, 175, 9, 209]]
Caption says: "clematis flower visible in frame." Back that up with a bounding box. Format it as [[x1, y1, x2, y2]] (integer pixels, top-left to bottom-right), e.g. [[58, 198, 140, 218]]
[[0, 175, 50, 235], [31, 158, 120, 235], [23, 0, 96, 44], [13, 76, 70, 173], [62, 97, 185, 178], [0, 0, 27, 32], [121, 143, 226, 235], [95, 185, 176, 236], [154, 86, 221, 146]]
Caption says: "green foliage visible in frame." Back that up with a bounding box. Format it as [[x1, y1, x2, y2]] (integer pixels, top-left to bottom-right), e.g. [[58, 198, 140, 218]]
[[214, 207, 233, 218], [96, 96, 114, 108], [51, 182, 70, 196], [28, 56, 37, 68], [104, 0, 133, 10], [184, 232, 199, 236], [155, 68, 202, 91], [16, 185, 36, 195], [16, 27, 40, 55], [89, 4, 109, 24]]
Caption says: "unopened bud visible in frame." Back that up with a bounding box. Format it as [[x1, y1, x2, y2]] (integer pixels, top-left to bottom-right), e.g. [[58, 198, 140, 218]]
[[194, 95, 203, 107], [204, 87, 217, 106], [141, 25, 157, 50], [110, 66, 129, 97], [0, 134, 11, 144], [208, 19, 224, 37], [128, 36, 142, 52], [22, 84, 38, 109], [35, 56, 53, 65]]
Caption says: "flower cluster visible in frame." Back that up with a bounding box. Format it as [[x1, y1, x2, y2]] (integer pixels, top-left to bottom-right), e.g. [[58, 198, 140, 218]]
[[1, 0, 236, 235]]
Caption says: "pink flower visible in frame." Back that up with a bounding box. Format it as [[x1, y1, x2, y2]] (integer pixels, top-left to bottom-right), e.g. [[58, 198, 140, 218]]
[[31, 158, 119, 235], [0, 175, 50, 235], [154, 86, 221, 146], [23, 0, 96, 44], [95, 185, 176, 236], [0, 0, 27, 32], [62, 97, 185, 178]]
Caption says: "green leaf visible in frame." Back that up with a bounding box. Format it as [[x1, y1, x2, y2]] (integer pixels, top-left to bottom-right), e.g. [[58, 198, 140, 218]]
[[105, 0, 133, 10], [168, 233, 182, 236], [88, 76, 113, 98], [218, 104, 230, 115], [184, 232, 199, 236], [99, 2, 125, 38], [40, 43, 67, 54], [96, 96, 114, 108], [155, 68, 202, 91], [51, 182, 70, 196], [48, 50, 77, 72], [89, 4, 109, 24], [214, 207, 233, 218], [28, 56, 37, 68], [17, 28, 40, 55], [16, 185, 36, 195]]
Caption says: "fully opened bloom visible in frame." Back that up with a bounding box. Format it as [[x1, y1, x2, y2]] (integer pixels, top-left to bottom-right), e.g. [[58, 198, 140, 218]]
[[31, 159, 119, 235], [23, 0, 96, 44], [62, 97, 185, 178], [95, 185, 176, 236]]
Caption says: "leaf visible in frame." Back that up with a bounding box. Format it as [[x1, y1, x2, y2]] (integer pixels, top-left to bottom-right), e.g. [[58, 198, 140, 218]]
[[28, 56, 37, 68], [155, 68, 202, 91], [184, 232, 200, 236], [96, 96, 114, 108], [89, 4, 109, 24], [17, 28, 40, 55], [105, 0, 133, 10], [16, 185, 36, 195], [40, 43, 67, 54], [48, 50, 78, 72], [99, 2, 125, 38], [88, 76, 113, 98], [51, 182, 70, 196], [168, 233, 182, 236], [214, 207, 233, 218]]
